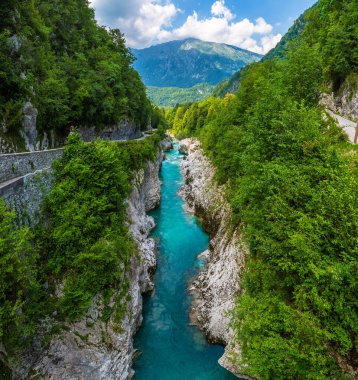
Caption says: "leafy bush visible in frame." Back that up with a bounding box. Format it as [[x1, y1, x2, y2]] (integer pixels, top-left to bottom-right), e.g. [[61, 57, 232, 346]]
[[44, 132, 159, 319], [0, 200, 41, 351]]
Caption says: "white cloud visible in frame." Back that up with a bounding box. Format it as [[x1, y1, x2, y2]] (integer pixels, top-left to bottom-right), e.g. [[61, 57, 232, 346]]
[[157, 11, 281, 54], [260, 34, 283, 54], [119, 2, 178, 48], [211, 0, 235, 21], [90, 0, 281, 54], [253, 17, 273, 34]]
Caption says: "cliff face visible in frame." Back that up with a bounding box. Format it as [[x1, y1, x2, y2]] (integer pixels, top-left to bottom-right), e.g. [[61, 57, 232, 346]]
[[77, 120, 143, 143], [0, 102, 65, 154], [179, 138, 247, 376], [320, 88, 358, 122], [0, 102, 147, 154], [9, 152, 162, 380]]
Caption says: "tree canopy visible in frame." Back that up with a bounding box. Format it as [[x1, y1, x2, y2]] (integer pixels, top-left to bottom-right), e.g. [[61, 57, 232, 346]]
[[0, 0, 152, 142]]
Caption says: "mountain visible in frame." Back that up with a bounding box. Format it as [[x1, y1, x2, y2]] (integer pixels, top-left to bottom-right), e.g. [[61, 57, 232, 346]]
[[132, 38, 262, 106], [132, 38, 262, 88]]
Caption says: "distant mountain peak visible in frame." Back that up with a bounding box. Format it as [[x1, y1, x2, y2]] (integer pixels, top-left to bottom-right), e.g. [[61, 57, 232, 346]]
[[132, 38, 262, 88]]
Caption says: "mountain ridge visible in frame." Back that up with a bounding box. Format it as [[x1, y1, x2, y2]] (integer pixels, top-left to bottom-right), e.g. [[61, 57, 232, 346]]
[[132, 38, 262, 88]]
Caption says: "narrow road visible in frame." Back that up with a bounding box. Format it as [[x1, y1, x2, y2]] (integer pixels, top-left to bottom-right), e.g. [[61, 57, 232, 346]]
[[0, 176, 26, 189], [0, 169, 48, 195], [327, 110, 357, 143], [0, 130, 157, 191]]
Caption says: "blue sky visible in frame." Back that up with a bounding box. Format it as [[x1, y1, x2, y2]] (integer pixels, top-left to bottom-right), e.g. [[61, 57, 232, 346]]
[[90, 0, 316, 53], [172, 1, 316, 35]]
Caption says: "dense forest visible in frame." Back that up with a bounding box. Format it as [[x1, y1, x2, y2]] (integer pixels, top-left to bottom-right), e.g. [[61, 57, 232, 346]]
[[0, 0, 155, 147], [147, 83, 215, 108], [168, 0, 358, 378]]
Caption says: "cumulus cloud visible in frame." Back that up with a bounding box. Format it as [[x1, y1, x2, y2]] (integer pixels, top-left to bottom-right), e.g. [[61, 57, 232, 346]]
[[90, 0, 281, 54], [119, 2, 178, 48], [211, 0, 235, 21]]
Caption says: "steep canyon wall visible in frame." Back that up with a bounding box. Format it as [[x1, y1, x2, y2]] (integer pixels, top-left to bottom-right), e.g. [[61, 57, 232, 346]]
[[179, 138, 248, 378], [1, 144, 164, 379]]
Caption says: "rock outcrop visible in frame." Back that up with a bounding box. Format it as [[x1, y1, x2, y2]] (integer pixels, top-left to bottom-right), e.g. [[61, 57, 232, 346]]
[[8, 152, 163, 380], [320, 89, 358, 122], [78, 120, 142, 142], [0, 102, 146, 154], [178, 141, 188, 155], [160, 137, 173, 152], [179, 138, 248, 378], [22, 102, 38, 152]]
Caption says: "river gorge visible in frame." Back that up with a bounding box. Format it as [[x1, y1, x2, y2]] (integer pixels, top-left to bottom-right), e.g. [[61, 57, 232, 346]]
[[134, 142, 237, 379]]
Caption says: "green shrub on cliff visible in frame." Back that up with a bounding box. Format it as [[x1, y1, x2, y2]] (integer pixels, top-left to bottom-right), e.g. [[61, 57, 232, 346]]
[[0, 200, 43, 351], [43, 132, 160, 320], [44, 133, 134, 319]]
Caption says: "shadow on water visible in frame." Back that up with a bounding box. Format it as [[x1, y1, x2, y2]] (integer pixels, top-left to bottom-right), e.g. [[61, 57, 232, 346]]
[[133, 142, 238, 380]]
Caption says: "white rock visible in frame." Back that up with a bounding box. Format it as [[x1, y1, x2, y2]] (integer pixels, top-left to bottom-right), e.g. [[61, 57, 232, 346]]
[[179, 138, 248, 377]]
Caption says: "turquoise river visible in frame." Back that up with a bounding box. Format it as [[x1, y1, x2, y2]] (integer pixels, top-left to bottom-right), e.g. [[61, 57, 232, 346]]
[[134, 143, 237, 379]]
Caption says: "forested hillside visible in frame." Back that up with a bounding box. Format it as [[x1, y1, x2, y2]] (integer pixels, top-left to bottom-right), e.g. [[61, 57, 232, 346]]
[[213, 0, 358, 98], [212, 5, 312, 98], [263, 6, 311, 61], [147, 84, 215, 108], [0, 0, 152, 149], [168, 0, 358, 378]]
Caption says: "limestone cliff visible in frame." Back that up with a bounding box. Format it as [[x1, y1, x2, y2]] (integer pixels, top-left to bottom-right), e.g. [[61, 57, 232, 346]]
[[179, 138, 248, 378], [320, 88, 358, 122], [0, 101, 149, 154], [7, 152, 162, 380]]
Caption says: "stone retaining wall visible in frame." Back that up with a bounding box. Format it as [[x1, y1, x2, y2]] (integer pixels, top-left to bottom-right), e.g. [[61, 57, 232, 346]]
[[0, 148, 64, 183], [0, 170, 53, 225]]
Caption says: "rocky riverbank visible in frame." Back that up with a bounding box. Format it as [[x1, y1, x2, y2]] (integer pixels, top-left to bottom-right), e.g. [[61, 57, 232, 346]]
[[179, 138, 249, 378]]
